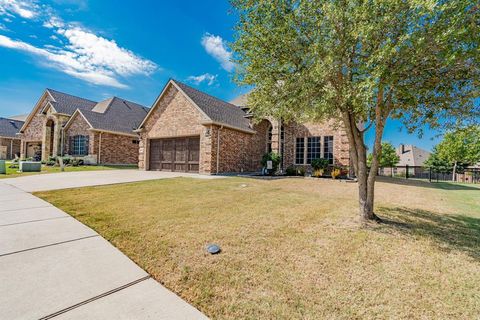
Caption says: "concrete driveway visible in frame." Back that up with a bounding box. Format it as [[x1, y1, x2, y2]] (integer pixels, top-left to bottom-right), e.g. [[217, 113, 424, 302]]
[[1, 169, 221, 192], [0, 170, 212, 319]]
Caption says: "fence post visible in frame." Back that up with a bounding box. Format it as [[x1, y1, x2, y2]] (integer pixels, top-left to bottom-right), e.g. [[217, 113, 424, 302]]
[[405, 164, 409, 179], [429, 167, 432, 183]]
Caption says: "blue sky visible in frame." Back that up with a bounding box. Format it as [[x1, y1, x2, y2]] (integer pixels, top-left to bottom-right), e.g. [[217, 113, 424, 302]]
[[0, 0, 441, 151]]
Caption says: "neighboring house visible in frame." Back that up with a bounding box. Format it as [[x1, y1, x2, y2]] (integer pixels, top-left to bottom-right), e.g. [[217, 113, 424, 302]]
[[18, 89, 148, 164], [396, 144, 431, 167], [0, 117, 23, 160], [136, 79, 350, 174]]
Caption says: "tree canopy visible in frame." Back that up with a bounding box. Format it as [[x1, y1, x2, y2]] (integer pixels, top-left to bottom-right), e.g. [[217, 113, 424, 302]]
[[232, 0, 480, 221], [367, 142, 399, 168], [436, 125, 480, 167]]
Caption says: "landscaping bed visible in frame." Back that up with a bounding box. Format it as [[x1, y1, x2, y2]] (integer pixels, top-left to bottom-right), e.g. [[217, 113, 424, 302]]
[[36, 177, 480, 319]]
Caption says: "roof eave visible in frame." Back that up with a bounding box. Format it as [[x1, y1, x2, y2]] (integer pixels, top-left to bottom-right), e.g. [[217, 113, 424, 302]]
[[200, 120, 256, 134]]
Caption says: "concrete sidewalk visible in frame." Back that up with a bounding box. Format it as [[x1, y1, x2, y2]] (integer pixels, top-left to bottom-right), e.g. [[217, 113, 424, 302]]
[[0, 180, 208, 319], [1, 169, 221, 192]]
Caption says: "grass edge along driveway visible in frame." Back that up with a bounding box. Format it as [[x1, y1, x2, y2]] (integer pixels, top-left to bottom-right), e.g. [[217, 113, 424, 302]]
[[36, 177, 480, 319]]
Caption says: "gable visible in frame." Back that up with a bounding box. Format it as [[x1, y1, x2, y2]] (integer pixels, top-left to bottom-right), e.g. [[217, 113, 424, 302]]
[[20, 90, 53, 133], [143, 84, 205, 138]]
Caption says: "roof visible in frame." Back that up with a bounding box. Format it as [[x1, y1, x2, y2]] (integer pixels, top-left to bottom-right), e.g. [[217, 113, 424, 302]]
[[72, 97, 149, 135], [396, 144, 431, 166], [172, 80, 252, 132], [229, 93, 249, 107], [46, 88, 97, 115], [0, 117, 24, 138], [7, 114, 28, 122]]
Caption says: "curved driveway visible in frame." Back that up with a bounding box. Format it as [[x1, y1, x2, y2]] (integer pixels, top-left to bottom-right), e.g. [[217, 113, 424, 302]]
[[0, 170, 215, 319]]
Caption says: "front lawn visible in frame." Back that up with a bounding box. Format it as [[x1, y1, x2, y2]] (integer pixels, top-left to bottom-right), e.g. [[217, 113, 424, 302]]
[[36, 177, 480, 319], [0, 162, 138, 179]]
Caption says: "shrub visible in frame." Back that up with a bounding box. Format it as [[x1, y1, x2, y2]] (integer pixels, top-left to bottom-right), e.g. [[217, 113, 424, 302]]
[[61, 157, 71, 165], [286, 165, 297, 176], [311, 158, 329, 171], [331, 167, 341, 179], [48, 156, 57, 162], [46, 160, 56, 166], [297, 166, 306, 176], [261, 152, 281, 175], [313, 169, 324, 177]]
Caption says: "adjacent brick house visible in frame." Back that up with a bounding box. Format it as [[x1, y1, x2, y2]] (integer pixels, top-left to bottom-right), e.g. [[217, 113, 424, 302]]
[[136, 80, 350, 174], [0, 117, 23, 160], [18, 89, 148, 165]]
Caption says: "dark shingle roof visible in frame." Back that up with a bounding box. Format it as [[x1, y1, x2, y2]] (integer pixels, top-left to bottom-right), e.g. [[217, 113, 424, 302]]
[[79, 97, 149, 135], [47, 89, 97, 115], [173, 80, 252, 132], [0, 117, 23, 138]]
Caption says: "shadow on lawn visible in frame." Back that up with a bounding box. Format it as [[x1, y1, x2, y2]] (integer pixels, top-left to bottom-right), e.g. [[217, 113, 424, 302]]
[[376, 206, 480, 261], [376, 176, 480, 191]]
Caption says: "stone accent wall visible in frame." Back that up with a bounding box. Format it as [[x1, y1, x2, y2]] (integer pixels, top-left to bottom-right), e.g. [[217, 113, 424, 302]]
[[281, 120, 350, 169], [20, 111, 45, 158], [98, 132, 139, 165], [64, 113, 96, 156], [138, 84, 208, 171], [0, 138, 21, 160]]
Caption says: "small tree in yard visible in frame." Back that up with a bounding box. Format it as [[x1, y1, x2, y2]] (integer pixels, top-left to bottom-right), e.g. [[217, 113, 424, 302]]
[[367, 142, 399, 174], [434, 125, 480, 181], [231, 0, 480, 222]]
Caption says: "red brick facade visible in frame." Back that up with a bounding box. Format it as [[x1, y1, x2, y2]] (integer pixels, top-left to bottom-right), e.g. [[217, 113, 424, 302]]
[[139, 83, 350, 174]]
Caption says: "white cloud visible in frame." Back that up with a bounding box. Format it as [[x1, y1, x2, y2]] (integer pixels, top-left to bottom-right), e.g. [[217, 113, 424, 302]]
[[201, 33, 235, 72], [187, 73, 217, 86], [0, 31, 156, 88], [0, 0, 38, 19]]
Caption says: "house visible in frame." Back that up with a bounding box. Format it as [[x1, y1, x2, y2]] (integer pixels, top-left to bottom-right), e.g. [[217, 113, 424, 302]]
[[136, 79, 350, 174], [0, 117, 23, 160], [18, 89, 148, 164], [396, 144, 431, 167]]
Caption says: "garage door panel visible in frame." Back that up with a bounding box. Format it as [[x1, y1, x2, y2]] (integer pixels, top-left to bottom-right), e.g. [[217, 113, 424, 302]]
[[149, 136, 200, 172]]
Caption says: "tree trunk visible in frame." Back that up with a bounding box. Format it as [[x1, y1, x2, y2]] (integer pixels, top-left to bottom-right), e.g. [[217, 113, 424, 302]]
[[452, 161, 457, 182]]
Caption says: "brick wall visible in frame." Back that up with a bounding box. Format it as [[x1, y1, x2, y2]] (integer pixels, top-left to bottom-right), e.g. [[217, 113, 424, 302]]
[[281, 120, 350, 169], [64, 113, 96, 155], [98, 133, 139, 165], [139, 84, 208, 171]]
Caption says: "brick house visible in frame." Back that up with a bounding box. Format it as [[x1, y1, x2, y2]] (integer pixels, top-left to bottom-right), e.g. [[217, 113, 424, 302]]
[[136, 79, 350, 174], [0, 117, 23, 160], [18, 89, 148, 164]]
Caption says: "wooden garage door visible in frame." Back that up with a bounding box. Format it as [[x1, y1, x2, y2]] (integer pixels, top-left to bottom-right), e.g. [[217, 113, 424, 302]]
[[149, 137, 200, 172]]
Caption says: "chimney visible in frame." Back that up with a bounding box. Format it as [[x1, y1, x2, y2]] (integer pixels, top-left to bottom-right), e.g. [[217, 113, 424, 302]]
[[400, 144, 405, 154]]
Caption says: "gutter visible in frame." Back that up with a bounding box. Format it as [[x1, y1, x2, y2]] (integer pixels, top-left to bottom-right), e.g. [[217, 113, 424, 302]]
[[200, 120, 256, 135]]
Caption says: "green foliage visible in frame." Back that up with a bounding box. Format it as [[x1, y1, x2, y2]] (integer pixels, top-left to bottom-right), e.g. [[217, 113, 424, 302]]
[[297, 166, 306, 176], [367, 142, 399, 167], [311, 158, 329, 171], [46, 160, 56, 166], [232, 0, 480, 130], [261, 152, 281, 174], [436, 125, 480, 166], [285, 165, 297, 176], [425, 147, 453, 173]]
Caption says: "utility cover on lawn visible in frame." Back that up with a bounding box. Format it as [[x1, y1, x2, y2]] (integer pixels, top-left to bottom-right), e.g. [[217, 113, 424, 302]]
[[206, 244, 221, 254]]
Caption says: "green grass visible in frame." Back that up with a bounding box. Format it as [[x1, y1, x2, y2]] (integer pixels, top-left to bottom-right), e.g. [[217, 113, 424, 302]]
[[36, 177, 480, 319], [0, 162, 137, 179]]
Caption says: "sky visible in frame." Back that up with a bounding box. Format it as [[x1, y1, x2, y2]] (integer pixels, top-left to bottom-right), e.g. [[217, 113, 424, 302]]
[[0, 0, 442, 151]]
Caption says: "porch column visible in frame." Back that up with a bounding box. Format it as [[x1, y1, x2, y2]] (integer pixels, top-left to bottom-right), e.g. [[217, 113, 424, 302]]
[[41, 122, 48, 162]]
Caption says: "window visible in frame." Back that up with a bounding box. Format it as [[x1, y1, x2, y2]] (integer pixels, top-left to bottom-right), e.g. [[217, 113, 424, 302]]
[[267, 125, 273, 153], [323, 136, 334, 164], [72, 135, 88, 156], [307, 137, 321, 164], [295, 137, 304, 164]]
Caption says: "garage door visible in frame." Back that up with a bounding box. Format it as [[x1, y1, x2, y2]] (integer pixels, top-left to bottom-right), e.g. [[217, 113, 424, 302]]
[[149, 136, 200, 172]]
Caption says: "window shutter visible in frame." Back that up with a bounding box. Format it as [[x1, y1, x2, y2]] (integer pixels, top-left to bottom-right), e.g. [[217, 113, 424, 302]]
[[69, 136, 74, 155], [84, 135, 89, 155]]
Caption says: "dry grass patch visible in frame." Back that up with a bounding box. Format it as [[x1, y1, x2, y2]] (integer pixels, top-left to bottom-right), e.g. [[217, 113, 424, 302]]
[[36, 177, 480, 319]]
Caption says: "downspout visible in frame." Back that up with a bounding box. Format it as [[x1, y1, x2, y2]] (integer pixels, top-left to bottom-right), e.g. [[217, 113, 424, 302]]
[[98, 132, 102, 165], [10, 139, 13, 159], [216, 125, 223, 174]]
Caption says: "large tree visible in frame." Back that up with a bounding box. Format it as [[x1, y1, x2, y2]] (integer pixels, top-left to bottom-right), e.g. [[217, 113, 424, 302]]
[[435, 125, 480, 180], [231, 0, 480, 222], [367, 142, 399, 169]]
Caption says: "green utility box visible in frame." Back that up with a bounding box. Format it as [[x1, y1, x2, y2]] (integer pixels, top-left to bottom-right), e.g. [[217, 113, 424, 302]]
[[20, 161, 42, 172], [0, 160, 5, 174]]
